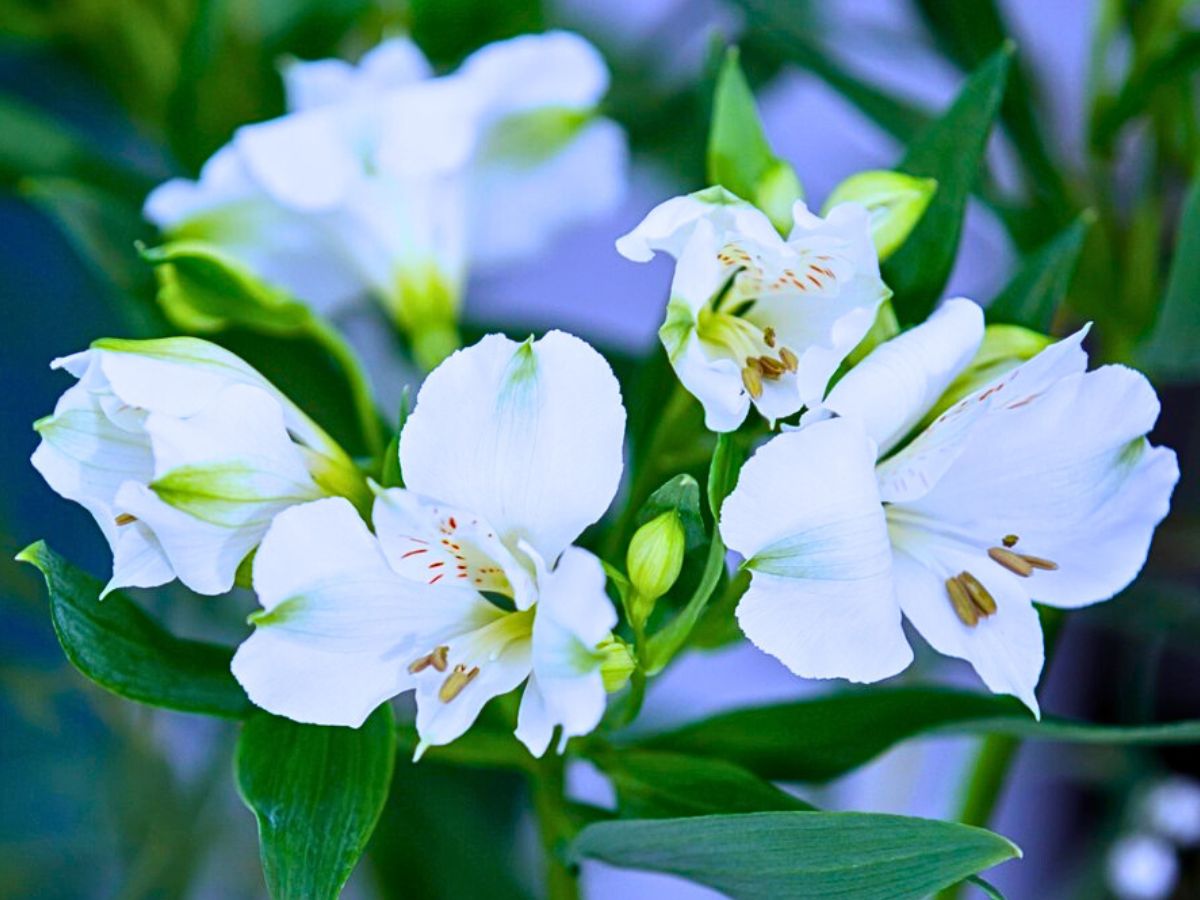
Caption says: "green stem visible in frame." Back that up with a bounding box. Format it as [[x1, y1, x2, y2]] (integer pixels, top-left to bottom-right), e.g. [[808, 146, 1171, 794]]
[[305, 315, 386, 460], [940, 608, 1066, 900], [531, 755, 581, 900]]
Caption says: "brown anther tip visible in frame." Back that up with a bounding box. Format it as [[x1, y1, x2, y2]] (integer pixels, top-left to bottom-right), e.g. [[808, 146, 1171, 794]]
[[1020, 554, 1059, 571], [115, 513, 137, 526], [758, 356, 785, 379], [959, 571, 998, 616], [988, 546, 1033, 577], [741, 365, 764, 399], [945, 575, 978, 627], [439, 663, 480, 703], [763, 326, 777, 348], [1002, 534, 1019, 548], [779, 347, 798, 372]]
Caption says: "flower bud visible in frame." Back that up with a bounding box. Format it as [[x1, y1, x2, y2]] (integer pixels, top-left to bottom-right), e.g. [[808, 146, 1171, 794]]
[[823, 170, 937, 261], [754, 159, 804, 236], [387, 264, 462, 371], [626, 510, 686, 624], [597, 637, 637, 693]]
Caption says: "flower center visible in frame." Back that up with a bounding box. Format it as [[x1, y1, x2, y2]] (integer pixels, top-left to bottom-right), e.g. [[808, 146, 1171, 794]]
[[944, 536, 1060, 627]]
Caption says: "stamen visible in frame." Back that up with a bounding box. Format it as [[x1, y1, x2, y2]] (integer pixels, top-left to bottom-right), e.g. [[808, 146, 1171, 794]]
[[439, 664, 480, 702], [779, 347, 798, 372], [763, 326, 777, 348], [115, 513, 137, 526], [757, 356, 785, 379], [988, 546, 1033, 577], [407, 645, 450, 674], [1020, 554, 1058, 571], [945, 575, 978, 626], [958, 571, 997, 616], [1002, 534, 1019, 548], [741, 364, 763, 399]]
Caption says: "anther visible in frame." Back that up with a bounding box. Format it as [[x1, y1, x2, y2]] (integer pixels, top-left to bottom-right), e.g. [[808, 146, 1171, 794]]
[[115, 513, 137, 526], [438, 664, 480, 702], [741, 364, 763, 399], [1002, 534, 1019, 548], [945, 575, 978, 626], [1020, 554, 1058, 571], [958, 571, 997, 616], [779, 347, 798, 372], [407, 645, 449, 674], [988, 546, 1033, 577], [763, 326, 777, 348], [757, 356, 785, 379]]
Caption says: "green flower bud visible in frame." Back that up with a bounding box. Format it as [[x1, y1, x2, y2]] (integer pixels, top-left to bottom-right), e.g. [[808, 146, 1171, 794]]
[[822, 170, 937, 261], [754, 159, 804, 236], [387, 263, 462, 371], [919, 323, 1054, 428], [626, 510, 687, 625], [597, 636, 637, 693]]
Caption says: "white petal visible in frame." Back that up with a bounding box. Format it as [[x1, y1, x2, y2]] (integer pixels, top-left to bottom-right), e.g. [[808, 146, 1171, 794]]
[[876, 326, 1090, 503], [891, 543, 1043, 714], [120, 384, 323, 595], [412, 610, 533, 751], [233, 497, 496, 726], [143, 144, 258, 228], [469, 118, 627, 270], [515, 547, 615, 755], [283, 38, 431, 111], [897, 364, 1178, 609], [400, 331, 626, 562], [234, 108, 362, 211], [721, 421, 912, 682], [105, 521, 173, 597], [372, 488, 537, 609], [616, 188, 778, 263], [281, 57, 359, 111], [815, 298, 984, 454], [457, 30, 609, 116]]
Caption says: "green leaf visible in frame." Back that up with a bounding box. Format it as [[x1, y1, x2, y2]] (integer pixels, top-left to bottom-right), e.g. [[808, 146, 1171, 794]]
[[379, 387, 412, 489], [706, 431, 744, 520], [1138, 175, 1200, 382], [1091, 31, 1200, 155], [236, 706, 396, 900], [639, 686, 1200, 782], [595, 749, 814, 819], [16, 541, 251, 718], [986, 211, 1094, 331], [707, 46, 802, 233], [141, 241, 314, 335], [571, 811, 1020, 900], [883, 45, 1012, 324], [967, 873, 1009, 899], [635, 474, 705, 551]]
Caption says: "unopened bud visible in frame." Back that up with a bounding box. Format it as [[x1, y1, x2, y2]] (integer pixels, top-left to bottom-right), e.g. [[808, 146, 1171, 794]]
[[597, 637, 636, 693], [626, 510, 686, 623], [755, 159, 804, 236], [822, 170, 937, 261]]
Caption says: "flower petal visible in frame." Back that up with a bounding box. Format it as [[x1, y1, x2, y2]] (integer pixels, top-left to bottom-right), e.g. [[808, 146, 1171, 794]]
[[372, 487, 537, 609], [616, 187, 778, 263], [235, 108, 362, 212], [232, 497, 496, 726], [891, 544, 1044, 714], [118, 384, 323, 595], [897, 364, 1178, 609], [814, 297, 984, 455], [400, 331, 625, 562], [876, 325, 1089, 503], [516, 546, 615, 755], [283, 38, 431, 111], [721, 420, 912, 682], [412, 610, 534, 752]]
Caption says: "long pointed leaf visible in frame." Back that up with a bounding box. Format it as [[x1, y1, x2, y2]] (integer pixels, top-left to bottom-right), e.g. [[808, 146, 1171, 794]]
[[987, 210, 1094, 331]]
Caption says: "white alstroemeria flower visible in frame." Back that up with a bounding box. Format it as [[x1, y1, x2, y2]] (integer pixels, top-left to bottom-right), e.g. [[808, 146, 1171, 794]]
[[31, 337, 362, 596], [145, 32, 627, 365], [616, 186, 889, 432], [232, 331, 626, 755], [721, 299, 1178, 711]]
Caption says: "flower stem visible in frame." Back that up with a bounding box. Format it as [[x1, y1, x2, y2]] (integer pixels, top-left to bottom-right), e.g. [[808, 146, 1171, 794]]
[[304, 315, 386, 461], [531, 754, 581, 900], [940, 607, 1066, 899]]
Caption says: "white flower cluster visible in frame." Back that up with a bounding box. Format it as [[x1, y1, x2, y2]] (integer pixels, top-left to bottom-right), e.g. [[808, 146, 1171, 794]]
[[32, 33, 1179, 755]]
